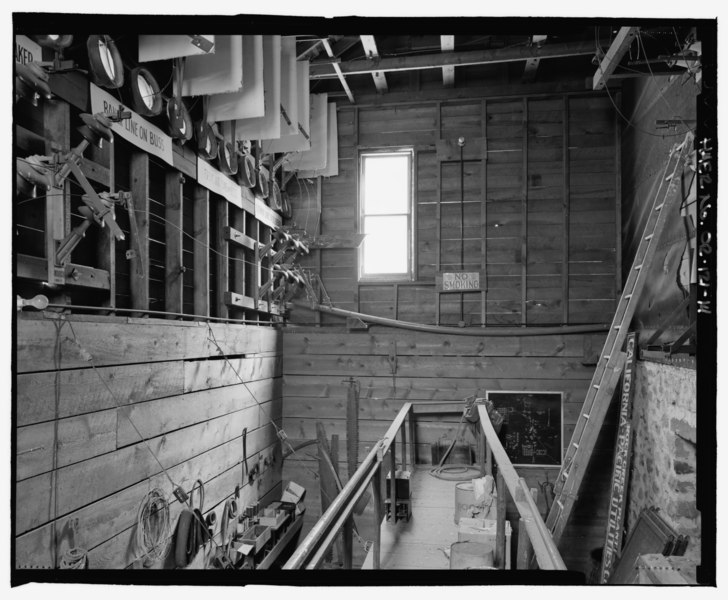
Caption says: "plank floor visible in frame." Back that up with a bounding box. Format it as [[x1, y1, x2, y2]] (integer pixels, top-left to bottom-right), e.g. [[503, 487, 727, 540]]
[[362, 467, 461, 569]]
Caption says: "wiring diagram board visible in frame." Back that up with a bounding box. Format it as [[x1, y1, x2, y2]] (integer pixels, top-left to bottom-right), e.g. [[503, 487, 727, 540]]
[[486, 391, 563, 467]]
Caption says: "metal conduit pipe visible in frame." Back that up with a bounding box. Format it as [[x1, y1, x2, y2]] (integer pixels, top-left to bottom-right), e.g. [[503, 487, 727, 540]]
[[291, 301, 609, 336]]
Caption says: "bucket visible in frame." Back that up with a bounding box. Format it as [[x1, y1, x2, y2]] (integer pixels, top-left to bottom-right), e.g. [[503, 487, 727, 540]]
[[455, 482, 484, 524], [449, 541, 495, 569]]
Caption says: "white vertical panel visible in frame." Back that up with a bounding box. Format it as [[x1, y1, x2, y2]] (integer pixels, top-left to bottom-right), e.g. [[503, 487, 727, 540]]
[[181, 35, 242, 96], [280, 37, 298, 135], [283, 94, 328, 171], [262, 61, 310, 152], [207, 35, 264, 122], [298, 102, 339, 178]]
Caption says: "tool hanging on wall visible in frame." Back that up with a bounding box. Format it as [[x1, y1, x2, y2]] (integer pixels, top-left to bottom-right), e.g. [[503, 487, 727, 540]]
[[15, 61, 52, 105], [87, 35, 124, 89], [236, 143, 257, 188], [166, 57, 192, 143], [195, 95, 218, 160], [129, 66, 163, 117], [216, 120, 238, 175]]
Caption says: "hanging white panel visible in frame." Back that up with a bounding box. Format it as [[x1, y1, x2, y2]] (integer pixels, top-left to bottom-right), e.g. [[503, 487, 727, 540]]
[[181, 35, 243, 96], [138, 35, 216, 62], [207, 35, 265, 122], [298, 102, 339, 178], [279, 37, 298, 135], [233, 36, 282, 140], [262, 61, 310, 153], [283, 93, 328, 171]]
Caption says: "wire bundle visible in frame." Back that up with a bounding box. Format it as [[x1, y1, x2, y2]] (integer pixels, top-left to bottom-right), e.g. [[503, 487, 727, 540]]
[[135, 488, 171, 567]]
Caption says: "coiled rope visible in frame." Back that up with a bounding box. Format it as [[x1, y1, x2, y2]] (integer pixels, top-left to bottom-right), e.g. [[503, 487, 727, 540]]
[[135, 488, 171, 566]]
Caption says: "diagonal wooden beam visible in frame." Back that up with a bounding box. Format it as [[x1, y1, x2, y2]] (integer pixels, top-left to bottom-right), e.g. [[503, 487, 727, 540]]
[[321, 37, 355, 104], [440, 35, 455, 87], [360, 35, 388, 93], [593, 27, 640, 90], [310, 39, 598, 79]]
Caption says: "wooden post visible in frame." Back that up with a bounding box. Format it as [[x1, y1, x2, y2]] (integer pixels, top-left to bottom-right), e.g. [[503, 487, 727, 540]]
[[408, 410, 416, 470], [478, 428, 487, 476], [98, 136, 115, 309], [520, 98, 528, 325], [389, 438, 397, 510], [130, 152, 150, 313], [401, 409, 407, 471], [230, 207, 246, 309], [192, 185, 210, 317], [485, 442, 493, 476], [562, 95, 570, 324], [495, 469, 506, 568], [517, 518, 534, 569], [164, 171, 184, 316], [215, 197, 229, 319], [372, 464, 381, 569]]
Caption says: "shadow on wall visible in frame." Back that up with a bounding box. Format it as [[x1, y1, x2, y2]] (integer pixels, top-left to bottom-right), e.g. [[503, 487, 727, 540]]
[[628, 360, 699, 560]]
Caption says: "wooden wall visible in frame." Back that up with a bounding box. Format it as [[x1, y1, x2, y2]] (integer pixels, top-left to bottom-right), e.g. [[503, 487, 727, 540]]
[[281, 325, 616, 571], [287, 90, 619, 327], [14, 314, 282, 569]]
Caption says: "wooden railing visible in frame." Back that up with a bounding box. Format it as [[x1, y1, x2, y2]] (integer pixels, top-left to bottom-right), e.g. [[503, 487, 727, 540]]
[[283, 400, 565, 570]]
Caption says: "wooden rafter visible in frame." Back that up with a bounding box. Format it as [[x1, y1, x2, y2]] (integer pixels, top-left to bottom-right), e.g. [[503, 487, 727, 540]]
[[321, 38, 355, 103], [310, 39, 597, 79], [360, 35, 388, 93], [592, 27, 640, 90], [440, 35, 455, 87]]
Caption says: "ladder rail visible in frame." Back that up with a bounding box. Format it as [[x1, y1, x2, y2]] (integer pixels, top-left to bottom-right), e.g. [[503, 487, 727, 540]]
[[545, 132, 693, 544]]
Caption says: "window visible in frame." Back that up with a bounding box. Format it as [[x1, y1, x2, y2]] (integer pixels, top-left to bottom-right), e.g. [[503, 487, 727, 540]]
[[359, 150, 413, 280]]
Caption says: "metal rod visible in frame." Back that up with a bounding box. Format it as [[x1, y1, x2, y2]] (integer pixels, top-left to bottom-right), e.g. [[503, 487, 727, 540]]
[[292, 301, 610, 336], [44, 303, 277, 326]]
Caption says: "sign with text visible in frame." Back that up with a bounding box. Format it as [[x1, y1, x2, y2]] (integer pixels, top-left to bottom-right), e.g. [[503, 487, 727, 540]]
[[197, 157, 244, 209], [436, 270, 485, 293], [16, 35, 42, 64], [599, 332, 637, 583], [90, 83, 174, 167]]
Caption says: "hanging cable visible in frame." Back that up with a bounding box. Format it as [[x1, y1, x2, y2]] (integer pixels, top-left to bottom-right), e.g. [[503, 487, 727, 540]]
[[134, 488, 171, 567]]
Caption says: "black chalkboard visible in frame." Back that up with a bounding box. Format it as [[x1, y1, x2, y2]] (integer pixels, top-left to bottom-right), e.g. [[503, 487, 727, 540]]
[[485, 391, 563, 466]]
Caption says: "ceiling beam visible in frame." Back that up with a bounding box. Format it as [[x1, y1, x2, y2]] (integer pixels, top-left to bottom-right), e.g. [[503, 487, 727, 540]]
[[592, 27, 640, 90], [360, 35, 388, 93], [321, 38, 355, 104], [440, 35, 455, 87], [522, 57, 540, 83], [310, 39, 598, 79]]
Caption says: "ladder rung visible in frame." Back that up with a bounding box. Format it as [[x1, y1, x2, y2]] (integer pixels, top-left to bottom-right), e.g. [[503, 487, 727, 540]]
[[613, 325, 621, 329], [625, 294, 632, 299], [572, 442, 579, 449], [634, 264, 643, 270], [593, 384, 600, 389], [603, 355, 611, 360], [583, 413, 590, 419], [655, 203, 664, 211], [556, 500, 564, 509], [644, 233, 654, 241]]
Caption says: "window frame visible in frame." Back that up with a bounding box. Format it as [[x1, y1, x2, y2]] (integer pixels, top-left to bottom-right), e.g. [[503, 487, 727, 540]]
[[358, 148, 415, 282]]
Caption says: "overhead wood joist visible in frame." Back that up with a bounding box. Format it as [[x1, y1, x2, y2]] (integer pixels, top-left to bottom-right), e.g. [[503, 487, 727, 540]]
[[440, 35, 455, 87], [360, 35, 388, 93], [321, 37, 355, 103], [592, 27, 640, 90], [309, 39, 598, 79]]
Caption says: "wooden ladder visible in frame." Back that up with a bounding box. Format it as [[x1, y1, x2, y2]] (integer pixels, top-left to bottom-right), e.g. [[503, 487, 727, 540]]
[[545, 131, 694, 546]]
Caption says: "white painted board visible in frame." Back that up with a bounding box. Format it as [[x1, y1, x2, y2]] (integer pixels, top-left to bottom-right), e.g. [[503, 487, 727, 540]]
[[233, 36, 281, 140], [207, 35, 265, 122], [297, 102, 339, 178], [279, 37, 298, 135], [262, 61, 310, 153], [181, 35, 243, 96], [138, 35, 216, 62], [283, 93, 328, 171]]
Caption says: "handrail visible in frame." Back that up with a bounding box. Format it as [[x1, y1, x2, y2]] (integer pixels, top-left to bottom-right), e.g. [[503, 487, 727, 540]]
[[477, 403, 566, 570], [283, 402, 413, 569]]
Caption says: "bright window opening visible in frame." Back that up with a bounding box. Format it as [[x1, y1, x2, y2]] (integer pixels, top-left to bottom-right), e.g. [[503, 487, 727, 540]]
[[359, 150, 413, 280]]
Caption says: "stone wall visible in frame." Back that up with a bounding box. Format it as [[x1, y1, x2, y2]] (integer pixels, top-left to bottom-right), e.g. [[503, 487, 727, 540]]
[[628, 360, 699, 560]]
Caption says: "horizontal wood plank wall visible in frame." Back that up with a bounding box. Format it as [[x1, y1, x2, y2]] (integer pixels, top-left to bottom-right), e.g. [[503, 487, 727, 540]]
[[286, 92, 617, 328], [15, 314, 282, 569], [281, 326, 610, 570]]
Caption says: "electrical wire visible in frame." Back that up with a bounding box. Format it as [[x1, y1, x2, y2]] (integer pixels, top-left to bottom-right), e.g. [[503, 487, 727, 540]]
[[134, 488, 171, 566]]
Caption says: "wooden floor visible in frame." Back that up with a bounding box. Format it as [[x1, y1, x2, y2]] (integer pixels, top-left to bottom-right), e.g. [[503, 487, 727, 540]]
[[362, 466, 461, 569]]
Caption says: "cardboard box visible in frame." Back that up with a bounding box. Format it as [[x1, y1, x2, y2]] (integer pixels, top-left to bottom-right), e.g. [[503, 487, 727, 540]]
[[281, 481, 306, 504], [458, 518, 512, 569]]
